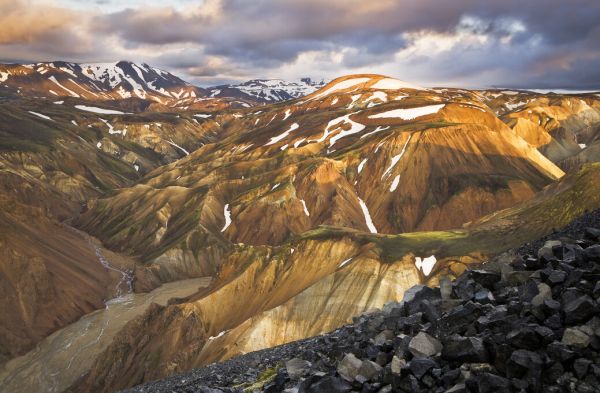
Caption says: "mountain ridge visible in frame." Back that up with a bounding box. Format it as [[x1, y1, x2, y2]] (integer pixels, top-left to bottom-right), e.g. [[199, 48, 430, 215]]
[[0, 65, 599, 393]]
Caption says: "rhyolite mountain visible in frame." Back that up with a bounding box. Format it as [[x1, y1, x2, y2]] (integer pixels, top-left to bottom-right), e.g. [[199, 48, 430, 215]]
[[0, 61, 252, 111], [206, 78, 327, 103], [0, 64, 599, 393], [121, 210, 600, 393]]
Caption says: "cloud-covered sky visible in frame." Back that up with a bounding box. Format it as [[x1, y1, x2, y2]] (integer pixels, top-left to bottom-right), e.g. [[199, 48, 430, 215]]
[[1, 0, 599, 89]]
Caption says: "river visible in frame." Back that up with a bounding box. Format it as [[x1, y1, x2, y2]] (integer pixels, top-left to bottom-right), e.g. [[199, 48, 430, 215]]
[[0, 277, 211, 393]]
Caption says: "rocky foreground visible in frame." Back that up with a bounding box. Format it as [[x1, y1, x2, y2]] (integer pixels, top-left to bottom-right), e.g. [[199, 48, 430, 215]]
[[124, 210, 600, 393]]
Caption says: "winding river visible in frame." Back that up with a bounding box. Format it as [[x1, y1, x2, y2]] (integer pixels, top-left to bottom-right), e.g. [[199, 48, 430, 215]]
[[0, 277, 211, 393]]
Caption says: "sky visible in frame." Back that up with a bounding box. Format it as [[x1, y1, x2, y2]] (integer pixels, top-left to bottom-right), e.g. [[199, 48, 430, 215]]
[[1, 0, 599, 89]]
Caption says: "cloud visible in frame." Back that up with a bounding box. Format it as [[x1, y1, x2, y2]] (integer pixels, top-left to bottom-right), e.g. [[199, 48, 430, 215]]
[[0, 0, 599, 89]]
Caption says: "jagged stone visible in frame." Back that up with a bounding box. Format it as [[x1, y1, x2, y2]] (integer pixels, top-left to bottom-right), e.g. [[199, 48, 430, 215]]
[[546, 270, 567, 285], [408, 358, 437, 379], [445, 383, 467, 393], [442, 335, 488, 363], [584, 244, 600, 262], [574, 358, 592, 379], [470, 270, 501, 289], [506, 326, 542, 349], [532, 283, 552, 306], [474, 289, 495, 304], [357, 360, 382, 382], [546, 341, 576, 362], [373, 330, 394, 346], [408, 332, 442, 358], [285, 358, 311, 380], [562, 328, 591, 348], [305, 376, 351, 393], [507, 349, 543, 378], [390, 356, 405, 374], [468, 372, 511, 393], [505, 270, 535, 285], [564, 296, 597, 324], [337, 353, 362, 381], [584, 227, 600, 241], [520, 280, 540, 302]]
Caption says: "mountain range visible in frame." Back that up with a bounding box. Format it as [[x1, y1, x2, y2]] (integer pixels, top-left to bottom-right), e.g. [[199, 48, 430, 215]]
[[0, 62, 599, 393]]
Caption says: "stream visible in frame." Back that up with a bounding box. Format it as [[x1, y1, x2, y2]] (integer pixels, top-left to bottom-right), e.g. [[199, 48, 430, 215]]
[[0, 278, 211, 393]]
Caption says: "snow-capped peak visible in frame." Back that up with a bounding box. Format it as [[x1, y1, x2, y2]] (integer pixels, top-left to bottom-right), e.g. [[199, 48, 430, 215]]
[[207, 77, 327, 102]]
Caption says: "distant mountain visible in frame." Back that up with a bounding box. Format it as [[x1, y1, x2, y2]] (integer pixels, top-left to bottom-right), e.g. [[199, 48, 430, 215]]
[[207, 77, 327, 103], [0, 61, 205, 105]]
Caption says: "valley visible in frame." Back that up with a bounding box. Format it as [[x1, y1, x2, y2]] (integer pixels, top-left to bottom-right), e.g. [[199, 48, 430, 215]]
[[0, 63, 599, 393]]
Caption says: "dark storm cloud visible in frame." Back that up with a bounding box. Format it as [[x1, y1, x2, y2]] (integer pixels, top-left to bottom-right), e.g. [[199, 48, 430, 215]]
[[1, 0, 599, 88]]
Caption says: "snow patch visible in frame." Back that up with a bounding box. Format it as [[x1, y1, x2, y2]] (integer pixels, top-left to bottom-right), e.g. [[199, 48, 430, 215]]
[[320, 112, 366, 146], [382, 134, 412, 179], [390, 175, 400, 192], [371, 78, 425, 91], [283, 109, 292, 120], [505, 101, 528, 111], [166, 140, 190, 156], [358, 197, 377, 233], [220, 204, 232, 232], [459, 104, 486, 112], [293, 138, 306, 148], [266, 123, 299, 145], [28, 111, 53, 121], [415, 255, 437, 276], [361, 126, 390, 139], [338, 258, 353, 268], [53, 101, 64, 105], [348, 94, 362, 108], [194, 114, 212, 118], [358, 158, 368, 174], [208, 330, 229, 340], [311, 77, 370, 100], [300, 199, 310, 216], [579, 143, 587, 149], [48, 76, 80, 97], [75, 105, 129, 115], [369, 104, 445, 120]]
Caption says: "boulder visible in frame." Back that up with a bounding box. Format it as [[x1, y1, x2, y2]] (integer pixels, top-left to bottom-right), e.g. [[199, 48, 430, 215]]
[[546, 270, 567, 285], [573, 358, 592, 379], [584, 244, 600, 262], [506, 326, 542, 349], [390, 356, 405, 374], [561, 328, 591, 348], [531, 283, 552, 306], [506, 349, 543, 378], [563, 295, 596, 324], [442, 335, 488, 363], [306, 376, 351, 393], [286, 358, 311, 380], [373, 330, 394, 346], [356, 360, 382, 382], [584, 227, 600, 241], [408, 332, 442, 358], [337, 353, 362, 381], [470, 270, 501, 289], [408, 358, 437, 379], [468, 372, 511, 393]]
